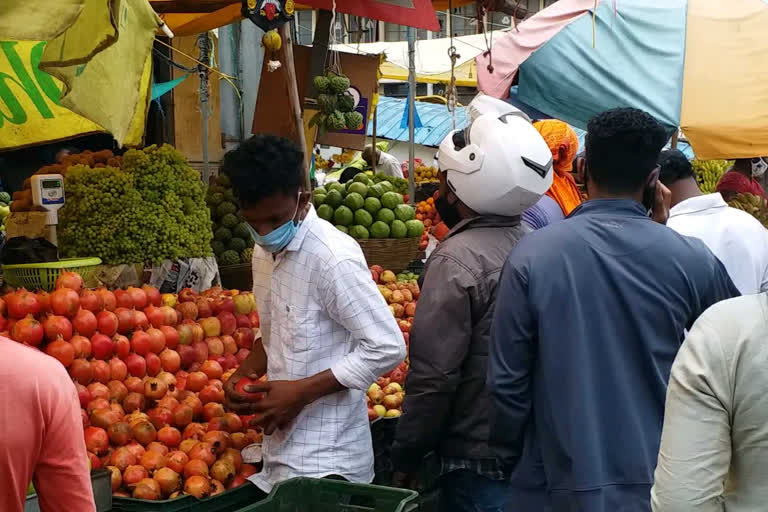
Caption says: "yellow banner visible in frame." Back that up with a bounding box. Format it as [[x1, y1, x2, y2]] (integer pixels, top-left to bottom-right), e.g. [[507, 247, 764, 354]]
[[0, 40, 104, 151]]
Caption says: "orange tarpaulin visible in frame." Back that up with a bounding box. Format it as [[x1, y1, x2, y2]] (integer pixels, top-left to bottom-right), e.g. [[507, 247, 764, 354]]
[[155, 0, 475, 36]]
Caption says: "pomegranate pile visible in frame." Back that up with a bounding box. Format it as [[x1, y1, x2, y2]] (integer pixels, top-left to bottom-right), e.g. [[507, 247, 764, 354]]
[[367, 266, 416, 421], [2, 272, 261, 500]]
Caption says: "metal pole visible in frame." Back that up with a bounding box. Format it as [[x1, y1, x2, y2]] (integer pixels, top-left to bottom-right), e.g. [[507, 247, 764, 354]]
[[407, 26, 416, 206], [372, 108, 378, 174], [197, 33, 211, 184]]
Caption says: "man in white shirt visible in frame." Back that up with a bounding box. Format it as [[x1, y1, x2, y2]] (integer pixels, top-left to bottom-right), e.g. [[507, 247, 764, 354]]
[[652, 293, 768, 511], [222, 135, 406, 492], [362, 145, 404, 178], [659, 149, 768, 294]]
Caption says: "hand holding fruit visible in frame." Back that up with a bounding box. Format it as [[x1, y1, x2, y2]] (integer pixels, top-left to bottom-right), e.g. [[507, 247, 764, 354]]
[[224, 373, 264, 414], [242, 379, 311, 435]]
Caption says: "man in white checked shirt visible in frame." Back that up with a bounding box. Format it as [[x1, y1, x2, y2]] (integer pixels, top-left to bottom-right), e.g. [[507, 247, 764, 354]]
[[222, 135, 406, 494]]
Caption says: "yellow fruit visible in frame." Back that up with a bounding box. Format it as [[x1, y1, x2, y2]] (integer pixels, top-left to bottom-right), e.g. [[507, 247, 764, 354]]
[[262, 30, 282, 52]]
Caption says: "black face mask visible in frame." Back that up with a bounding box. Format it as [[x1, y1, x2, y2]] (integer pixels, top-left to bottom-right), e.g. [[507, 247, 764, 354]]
[[435, 195, 462, 229]]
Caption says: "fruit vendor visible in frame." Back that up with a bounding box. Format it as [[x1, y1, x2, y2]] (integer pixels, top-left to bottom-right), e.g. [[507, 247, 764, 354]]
[[221, 135, 406, 493], [0, 338, 96, 512], [391, 104, 554, 511], [716, 157, 767, 201], [659, 149, 768, 295], [488, 108, 740, 512], [362, 145, 404, 179]]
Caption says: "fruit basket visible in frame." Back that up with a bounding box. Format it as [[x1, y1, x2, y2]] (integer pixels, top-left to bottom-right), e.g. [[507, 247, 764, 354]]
[[357, 238, 421, 274], [218, 262, 253, 291], [3, 257, 102, 291], [112, 481, 265, 512], [233, 477, 419, 512]]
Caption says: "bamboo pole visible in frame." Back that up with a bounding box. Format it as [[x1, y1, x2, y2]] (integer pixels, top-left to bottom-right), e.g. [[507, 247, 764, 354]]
[[279, 23, 311, 191]]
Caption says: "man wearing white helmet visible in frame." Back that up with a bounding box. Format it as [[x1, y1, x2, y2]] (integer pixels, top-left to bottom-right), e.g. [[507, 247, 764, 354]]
[[390, 105, 553, 511]]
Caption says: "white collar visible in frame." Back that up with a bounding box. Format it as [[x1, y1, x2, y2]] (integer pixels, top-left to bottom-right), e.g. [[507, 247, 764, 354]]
[[669, 193, 728, 218], [284, 204, 317, 252]]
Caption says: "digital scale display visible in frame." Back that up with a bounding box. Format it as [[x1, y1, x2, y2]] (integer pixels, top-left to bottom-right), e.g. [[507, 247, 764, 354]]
[[42, 180, 61, 189]]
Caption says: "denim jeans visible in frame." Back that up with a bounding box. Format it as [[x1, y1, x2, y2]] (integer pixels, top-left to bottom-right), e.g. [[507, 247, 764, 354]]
[[439, 469, 511, 512]]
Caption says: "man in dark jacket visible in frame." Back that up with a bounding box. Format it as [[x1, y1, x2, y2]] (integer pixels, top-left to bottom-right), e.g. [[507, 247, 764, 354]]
[[488, 108, 740, 512], [391, 102, 555, 511]]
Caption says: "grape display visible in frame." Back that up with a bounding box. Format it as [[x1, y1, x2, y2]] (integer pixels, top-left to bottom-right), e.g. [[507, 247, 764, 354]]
[[59, 145, 214, 264]]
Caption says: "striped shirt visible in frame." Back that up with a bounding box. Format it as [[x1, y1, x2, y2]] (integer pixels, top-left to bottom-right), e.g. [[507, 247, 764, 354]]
[[249, 205, 406, 492]]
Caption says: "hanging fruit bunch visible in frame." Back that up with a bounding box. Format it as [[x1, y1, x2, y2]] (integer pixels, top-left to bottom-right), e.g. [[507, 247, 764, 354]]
[[309, 71, 363, 135]]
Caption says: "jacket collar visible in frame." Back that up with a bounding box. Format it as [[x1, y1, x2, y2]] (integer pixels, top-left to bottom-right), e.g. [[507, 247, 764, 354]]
[[444, 214, 522, 242], [569, 199, 648, 218], [669, 193, 728, 218]]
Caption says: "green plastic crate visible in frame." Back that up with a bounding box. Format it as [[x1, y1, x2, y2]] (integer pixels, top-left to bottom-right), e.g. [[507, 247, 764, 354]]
[[112, 482, 264, 512], [234, 478, 419, 512], [3, 258, 102, 291]]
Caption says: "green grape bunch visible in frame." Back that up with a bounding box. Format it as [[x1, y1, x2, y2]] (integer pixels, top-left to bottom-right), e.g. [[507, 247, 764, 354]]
[[58, 145, 214, 265]]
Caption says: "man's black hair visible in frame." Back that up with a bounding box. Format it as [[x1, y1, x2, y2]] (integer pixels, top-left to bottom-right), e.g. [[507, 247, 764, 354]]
[[658, 149, 693, 185], [222, 135, 303, 207], [585, 108, 668, 194]]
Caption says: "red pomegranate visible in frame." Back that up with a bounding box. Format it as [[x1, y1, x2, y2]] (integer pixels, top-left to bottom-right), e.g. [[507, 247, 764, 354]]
[[109, 357, 128, 381], [131, 420, 157, 446], [90, 333, 114, 360], [145, 352, 161, 377], [108, 380, 129, 402], [154, 467, 181, 496], [108, 422, 133, 447], [142, 285, 161, 307], [131, 330, 151, 356], [70, 334, 92, 358], [94, 288, 116, 311], [158, 426, 182, 448], [113, 334, 130, 358], [127, 287, 148, 310], [123, 392, 146, 413], [159, 349, 181, 373], [166, 451, 189, 473], [124, 353, 147, 378], [84, 426, 109, 455], [95, 310, 117, 336], [144, 378, 168, 400], [45, 339, 75, 367], [133, 310, 149, 331], [122, 464, 149, 487], [11, 315, 44, 345], [172, 404, 194, 428], [146, 327, 166, 354], [50, 288, 80, 317], [69, 358, 94, 384], [6, 290, 41, 319], [114, 289, 134, 309], [183, 459, 209, 479], [43, 315, 73, 342], [115, 307, 134, 334], [55, 271, 83, 292], [79, 288, 103, 313]]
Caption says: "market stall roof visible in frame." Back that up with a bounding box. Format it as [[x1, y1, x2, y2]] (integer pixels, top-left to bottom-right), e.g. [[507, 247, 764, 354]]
[[332, 30, 499, 87], [152, 0, 475, 36], [368, 96, 467, 147]]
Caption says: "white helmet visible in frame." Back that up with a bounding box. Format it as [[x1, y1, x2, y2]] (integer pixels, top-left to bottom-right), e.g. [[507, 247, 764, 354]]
[[438, 106, 553, 217]]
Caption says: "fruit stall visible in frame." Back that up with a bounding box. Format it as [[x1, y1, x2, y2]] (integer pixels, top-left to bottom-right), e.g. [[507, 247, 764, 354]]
[[2, 259, 417, 510]]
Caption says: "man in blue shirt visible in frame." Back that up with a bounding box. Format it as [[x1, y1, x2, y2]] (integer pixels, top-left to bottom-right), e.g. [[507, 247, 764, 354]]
[[488, 108, 740, 512]]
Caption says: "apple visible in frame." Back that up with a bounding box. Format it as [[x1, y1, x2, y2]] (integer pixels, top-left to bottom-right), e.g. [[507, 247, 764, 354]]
[[385, 409, 402, 418], [234, 377, 264, 400], [367, 388, 385, 404], [367, 408, 378, 421], [161, 294, 177, 307], [380, 270, 396, 284], [383, 383, 402, 395], [199, 317, 221, 338], [233, 295, 252, 315], [373, 405, 386, 417], [382, 393, 403, 410], [376, 376, 390, 388]]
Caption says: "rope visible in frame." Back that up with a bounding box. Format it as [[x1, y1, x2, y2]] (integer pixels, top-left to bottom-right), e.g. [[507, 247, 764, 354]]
[[446, 0, 459, 130], [153, 37, 243, 110]]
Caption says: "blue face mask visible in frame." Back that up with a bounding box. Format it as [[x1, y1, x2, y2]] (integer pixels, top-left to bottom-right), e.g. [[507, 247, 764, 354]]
[[248, 195, 303, 253]]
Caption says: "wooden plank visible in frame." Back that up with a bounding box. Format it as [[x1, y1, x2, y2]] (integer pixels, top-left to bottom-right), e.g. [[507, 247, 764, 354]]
[[171, 35, 225, 165]]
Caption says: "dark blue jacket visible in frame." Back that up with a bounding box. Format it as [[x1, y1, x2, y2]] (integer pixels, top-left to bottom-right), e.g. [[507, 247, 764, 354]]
[[488, 200, 740, 512]]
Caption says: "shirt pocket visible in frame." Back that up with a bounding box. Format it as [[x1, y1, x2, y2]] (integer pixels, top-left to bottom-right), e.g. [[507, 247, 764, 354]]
[[271, 300, 313, 354]]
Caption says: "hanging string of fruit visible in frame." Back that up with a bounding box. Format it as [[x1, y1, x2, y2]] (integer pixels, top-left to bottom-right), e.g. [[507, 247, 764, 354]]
[[242, 0, 294, 71], [309, 71, 362, 135]]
